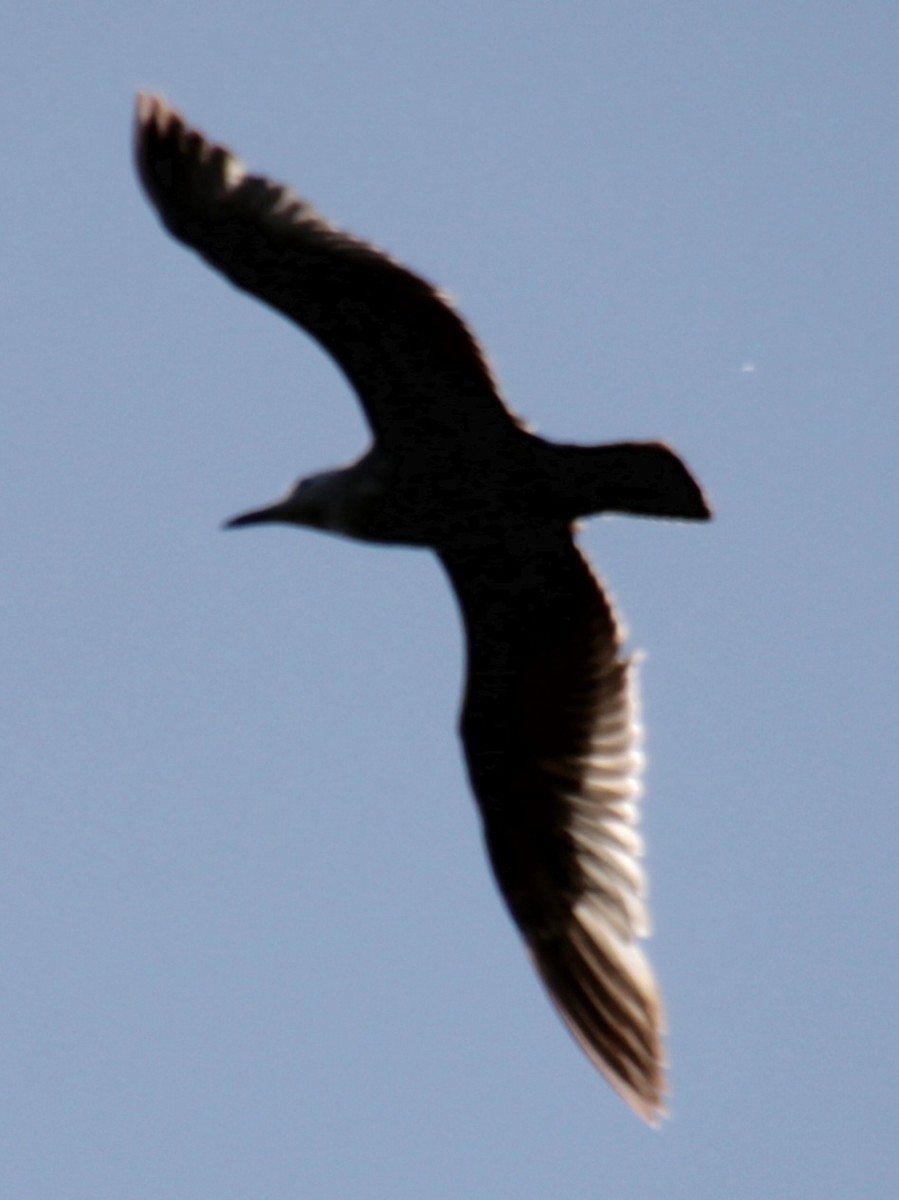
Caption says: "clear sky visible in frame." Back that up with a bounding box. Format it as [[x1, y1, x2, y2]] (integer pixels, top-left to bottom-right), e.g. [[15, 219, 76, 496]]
[[4, 4, 898, 1197]]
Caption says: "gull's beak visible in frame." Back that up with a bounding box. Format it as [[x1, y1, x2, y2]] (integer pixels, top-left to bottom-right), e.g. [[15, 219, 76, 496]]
[[222, 500, 289, 530]]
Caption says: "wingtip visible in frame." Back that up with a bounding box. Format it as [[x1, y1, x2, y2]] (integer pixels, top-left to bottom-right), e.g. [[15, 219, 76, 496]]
[[575, 1016, 669, 1127], [134, 91, 192, 154], [636, 1095, 669, 1129], [135, 89, 152, 120], [614, 1066, 668, 1126], [534, 887, 670, 1124], [595, 1022, 669, 1127], [133, 91, 179, 174], [135, 89, 168, 131]]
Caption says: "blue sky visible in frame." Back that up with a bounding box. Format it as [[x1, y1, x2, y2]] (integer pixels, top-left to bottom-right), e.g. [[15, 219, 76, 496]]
[[4, 4, 898, 1197]]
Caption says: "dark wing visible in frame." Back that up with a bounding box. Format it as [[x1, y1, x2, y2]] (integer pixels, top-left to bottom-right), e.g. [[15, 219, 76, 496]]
[[440, 529, 665, 1123], [134, 94, 520, 451]]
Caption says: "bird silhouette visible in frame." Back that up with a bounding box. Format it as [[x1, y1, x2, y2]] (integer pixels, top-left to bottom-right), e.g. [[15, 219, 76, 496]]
[[135, 93, 711, 1123]]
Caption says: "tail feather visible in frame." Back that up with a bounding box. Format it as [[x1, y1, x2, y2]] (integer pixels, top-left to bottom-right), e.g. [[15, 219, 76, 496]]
[[544, 440, 712, 522]]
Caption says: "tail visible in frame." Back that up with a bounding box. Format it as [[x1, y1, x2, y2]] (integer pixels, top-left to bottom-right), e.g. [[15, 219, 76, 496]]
[[542, 440, 712, 521]]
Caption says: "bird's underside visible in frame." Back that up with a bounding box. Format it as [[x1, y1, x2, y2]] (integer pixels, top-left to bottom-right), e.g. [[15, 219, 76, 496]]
[[135, 92, 711, 1124]]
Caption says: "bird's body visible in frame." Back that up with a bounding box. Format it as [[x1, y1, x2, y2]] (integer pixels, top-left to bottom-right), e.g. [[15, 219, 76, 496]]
[[135, 94, 711, 1123]]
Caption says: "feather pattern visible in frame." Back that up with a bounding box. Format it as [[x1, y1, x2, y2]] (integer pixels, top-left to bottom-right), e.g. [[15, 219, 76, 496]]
[[440, 534, 664, 1120]]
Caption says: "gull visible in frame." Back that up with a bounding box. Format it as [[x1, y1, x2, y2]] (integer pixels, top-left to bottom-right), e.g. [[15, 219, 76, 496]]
[[134, 94, 711, 1123]]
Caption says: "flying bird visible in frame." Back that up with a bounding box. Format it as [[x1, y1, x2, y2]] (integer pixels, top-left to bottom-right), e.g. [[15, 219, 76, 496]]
[[135, 93, 711, 1124]]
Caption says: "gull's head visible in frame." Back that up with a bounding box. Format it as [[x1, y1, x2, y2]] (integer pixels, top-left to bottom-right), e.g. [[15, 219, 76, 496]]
[[224, 471, 343, 533]]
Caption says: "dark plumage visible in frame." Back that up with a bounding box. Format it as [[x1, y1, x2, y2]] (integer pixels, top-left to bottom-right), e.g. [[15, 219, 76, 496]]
[[135, 93, 711, 1123]]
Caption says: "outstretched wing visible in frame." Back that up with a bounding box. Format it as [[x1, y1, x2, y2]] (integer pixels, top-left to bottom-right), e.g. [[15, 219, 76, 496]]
[[134, 94, 520, 451], [440, 530, 665, 1122]]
